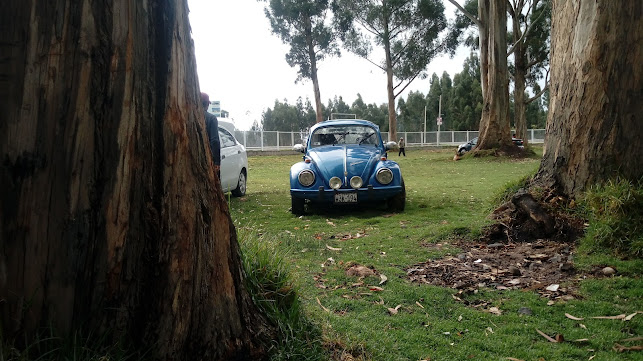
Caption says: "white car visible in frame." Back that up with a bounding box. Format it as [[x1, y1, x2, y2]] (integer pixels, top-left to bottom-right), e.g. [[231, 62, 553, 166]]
[[218, 126, 248, 196]]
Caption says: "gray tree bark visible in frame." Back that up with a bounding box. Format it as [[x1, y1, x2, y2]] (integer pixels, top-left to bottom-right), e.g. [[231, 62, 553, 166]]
[[0, 1, 270, 359], [476, 0, 514, 150], [535, 0, 642, 197]]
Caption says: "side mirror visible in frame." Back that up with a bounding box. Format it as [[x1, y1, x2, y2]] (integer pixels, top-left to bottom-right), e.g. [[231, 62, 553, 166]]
[[293, 143, 306, 153], [385, 141, 398, 151]]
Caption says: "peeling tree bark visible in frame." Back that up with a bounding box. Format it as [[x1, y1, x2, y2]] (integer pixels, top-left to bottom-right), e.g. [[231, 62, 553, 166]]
[[0, 1, 269, 360], [535, 0, 643, 197], [476, 0, 514, 151]]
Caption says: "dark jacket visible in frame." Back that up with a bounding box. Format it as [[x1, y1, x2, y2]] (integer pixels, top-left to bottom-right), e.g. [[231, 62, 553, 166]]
[[204, 111, 221, 166]]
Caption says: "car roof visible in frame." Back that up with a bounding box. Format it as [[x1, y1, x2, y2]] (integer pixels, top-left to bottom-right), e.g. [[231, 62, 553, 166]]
[[309, 119, 379, 133]]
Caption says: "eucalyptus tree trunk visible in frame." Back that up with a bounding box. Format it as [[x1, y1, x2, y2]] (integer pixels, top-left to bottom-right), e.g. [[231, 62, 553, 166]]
[[511, 5, 529, 145], [535, 0, 642, 197], [0, 1, 269, 359], [384, 23, 398, 142], [476, 0, 513, 150], [304, 16, 324, 123]]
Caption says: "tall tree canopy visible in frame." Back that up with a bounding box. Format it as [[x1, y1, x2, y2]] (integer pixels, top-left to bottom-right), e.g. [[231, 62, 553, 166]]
[[0, 1, 269, 359], [260, 0, 339, 123], [334, 0, 448, 141], [534, 0, 642, 197]]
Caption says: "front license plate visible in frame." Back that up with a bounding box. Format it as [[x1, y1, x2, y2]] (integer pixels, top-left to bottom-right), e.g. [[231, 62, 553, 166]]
[[334, 192, 357, 204]]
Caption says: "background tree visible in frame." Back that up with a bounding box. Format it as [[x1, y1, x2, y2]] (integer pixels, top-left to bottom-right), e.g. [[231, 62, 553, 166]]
[[508, 0, 551, 145], [534, 0, 642, 197], [0, 1, 269, 359], [324, 95, 352, 119], [450, 53, 484, 130], [334, 0, 448, 141], [350, 95, 389, 130], [260, 0, 339, 123], [449, 0, 513, 151], [397, 90, 427, 131]]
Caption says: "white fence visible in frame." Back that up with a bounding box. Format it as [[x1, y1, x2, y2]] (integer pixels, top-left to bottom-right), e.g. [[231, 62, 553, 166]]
[[232, 129, 546, 151]]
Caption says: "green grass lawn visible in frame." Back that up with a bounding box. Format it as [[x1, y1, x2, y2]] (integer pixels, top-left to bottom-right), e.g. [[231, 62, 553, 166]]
[[230, 147, 642, 361]]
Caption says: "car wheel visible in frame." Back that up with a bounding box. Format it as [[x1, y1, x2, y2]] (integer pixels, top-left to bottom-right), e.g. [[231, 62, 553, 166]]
[[231, 170, 246, 197], [291, 196, 305, 215], [388, 180, 406, 212]]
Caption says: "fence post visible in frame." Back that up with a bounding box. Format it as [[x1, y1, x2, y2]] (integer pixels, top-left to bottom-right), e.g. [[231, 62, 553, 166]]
[[261, 130, 264, 151]]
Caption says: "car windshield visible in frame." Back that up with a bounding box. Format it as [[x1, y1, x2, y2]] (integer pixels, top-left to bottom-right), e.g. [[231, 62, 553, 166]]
[[309, 125, 379, 148]]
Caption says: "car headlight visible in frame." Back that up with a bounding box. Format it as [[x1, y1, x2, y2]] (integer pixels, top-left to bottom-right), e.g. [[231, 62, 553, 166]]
[[350, 176, 363, 189], [298, 170, 315, 187], [376, 168, 393, 185], [329, 176, 342, 190]]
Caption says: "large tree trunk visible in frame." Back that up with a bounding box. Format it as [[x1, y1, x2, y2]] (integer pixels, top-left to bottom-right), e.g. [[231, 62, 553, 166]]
[[384, 27, 398, 142], [0, 1, 269, 359], [535, 0, 642, 198], [511, 1, 529, 146], [476, 0, 514, 150], [305, 16, 324, 123]]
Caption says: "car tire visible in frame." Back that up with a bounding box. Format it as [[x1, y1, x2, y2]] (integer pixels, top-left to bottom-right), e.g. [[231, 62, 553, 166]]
[[231, 170, 247, 197], [291, 196, 305, 215], [388, 180, 406, 212]]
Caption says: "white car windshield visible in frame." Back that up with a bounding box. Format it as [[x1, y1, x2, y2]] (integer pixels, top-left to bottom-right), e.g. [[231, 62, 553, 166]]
[[310, 125, 379, 148]]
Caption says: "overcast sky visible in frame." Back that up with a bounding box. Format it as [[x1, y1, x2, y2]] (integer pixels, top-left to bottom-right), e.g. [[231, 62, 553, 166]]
[[188, 0, 468, 130]]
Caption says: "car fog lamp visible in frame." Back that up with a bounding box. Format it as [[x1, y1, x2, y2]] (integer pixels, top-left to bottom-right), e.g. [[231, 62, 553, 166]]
[[329, 176, 342, 190], [376, 168, 393, 185], [298, 170, 315, 187], [350, 176, 363, 189]]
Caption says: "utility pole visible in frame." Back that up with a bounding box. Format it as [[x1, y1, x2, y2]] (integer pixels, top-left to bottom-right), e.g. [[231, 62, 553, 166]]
[[437, 95, 442, 146], [423, 105, 427, 145]]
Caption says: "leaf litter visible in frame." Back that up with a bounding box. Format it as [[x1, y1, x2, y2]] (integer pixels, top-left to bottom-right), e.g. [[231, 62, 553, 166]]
[[406, 239, 584, 300]]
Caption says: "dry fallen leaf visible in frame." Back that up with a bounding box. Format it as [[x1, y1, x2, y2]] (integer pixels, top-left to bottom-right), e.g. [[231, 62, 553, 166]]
[[416, 301, 425, 309], [565, 313, 584, 321], [316, 297, 330, 312], [546, 284, 560, 292], [370, 286, 384, 292], [613, 343, 643, 352], [326, 219, 336, 226], [591, 314, 626, 320], [624, 312, 638, 321], [621, 337, 643, 342], [387, 304, 402, 315], [379, 274, 388, 285], [326, 244, 342, 251], [345, 265, 375, 277], [506, 358, 525, 361], [489, 307, 502, 315], [536, 329, 559, 343]]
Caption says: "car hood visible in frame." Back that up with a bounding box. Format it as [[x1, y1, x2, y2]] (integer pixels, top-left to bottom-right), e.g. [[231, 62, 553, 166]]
[[308, 146, 382, 184]]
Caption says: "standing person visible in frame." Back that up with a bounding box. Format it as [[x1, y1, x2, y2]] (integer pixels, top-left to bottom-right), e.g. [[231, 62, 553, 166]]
[[398, 137, 406, 157], [201, 92, 221, 175]]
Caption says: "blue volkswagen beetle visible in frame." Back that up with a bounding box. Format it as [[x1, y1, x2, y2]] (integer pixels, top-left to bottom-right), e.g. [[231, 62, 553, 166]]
[[290, 119, 405, 215]]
